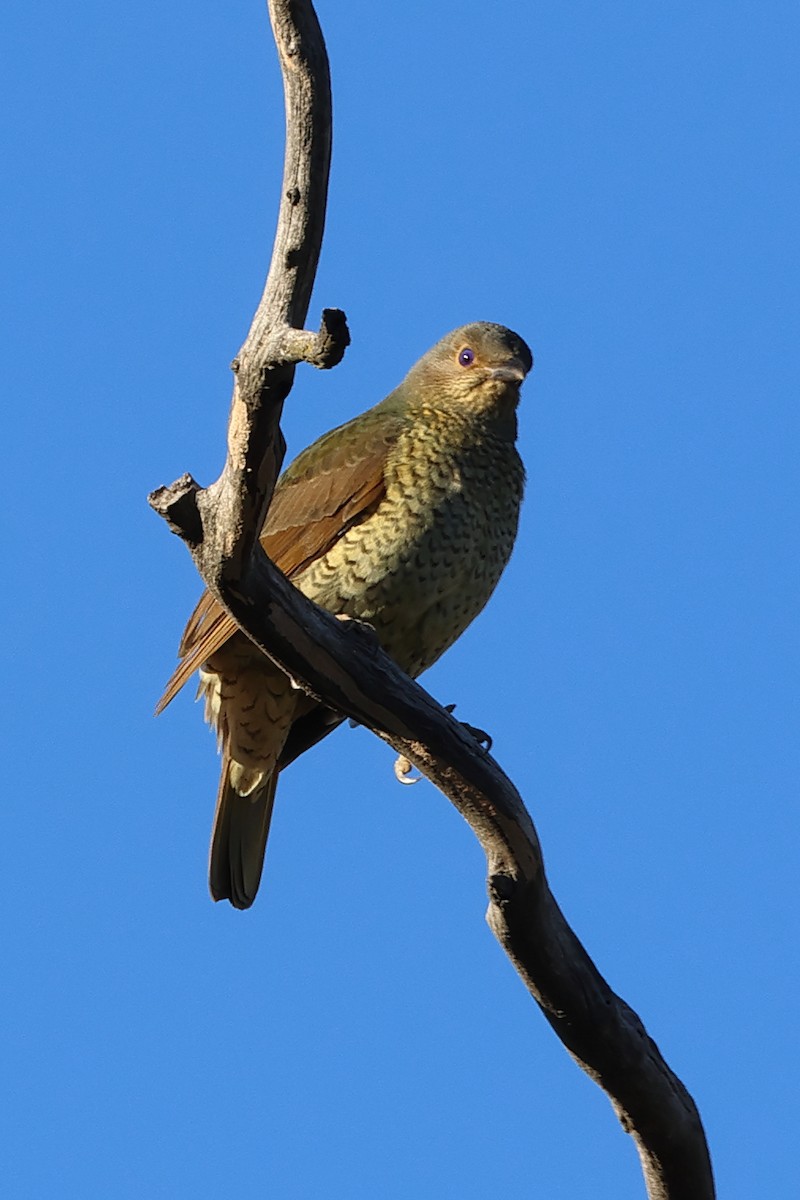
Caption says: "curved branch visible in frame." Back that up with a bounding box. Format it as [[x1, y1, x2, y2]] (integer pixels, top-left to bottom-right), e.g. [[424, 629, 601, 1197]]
[[169, 550, 716, 1200], [150, 0, 350, 595], [149, 3, 714, 1198]]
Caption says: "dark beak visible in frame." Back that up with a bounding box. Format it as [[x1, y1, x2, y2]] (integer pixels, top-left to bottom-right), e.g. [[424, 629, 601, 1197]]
[[491, 358, 528, 385]]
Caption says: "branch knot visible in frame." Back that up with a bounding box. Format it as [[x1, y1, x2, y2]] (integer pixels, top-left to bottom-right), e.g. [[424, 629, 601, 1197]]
[[488, 872, 517, 906], [148, 474, 204, 546]]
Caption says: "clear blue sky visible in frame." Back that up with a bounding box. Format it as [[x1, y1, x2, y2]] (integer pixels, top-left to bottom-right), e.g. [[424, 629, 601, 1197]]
[[3, 2, 797, 1196]]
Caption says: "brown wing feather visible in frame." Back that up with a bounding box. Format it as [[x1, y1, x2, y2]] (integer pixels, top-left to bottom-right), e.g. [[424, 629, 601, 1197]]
[[156, 406, 404, 714], [260, 460, 386, 578]]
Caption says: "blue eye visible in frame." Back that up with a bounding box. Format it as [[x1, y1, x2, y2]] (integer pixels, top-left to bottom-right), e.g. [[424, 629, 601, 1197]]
[[458, 347, 475, 367]]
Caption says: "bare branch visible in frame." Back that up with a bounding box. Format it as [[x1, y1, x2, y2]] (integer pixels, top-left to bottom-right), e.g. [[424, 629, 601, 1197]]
[[190, 544, 715, 1200], [149, 3, 714, 1197], [151, 0, 350, 587]]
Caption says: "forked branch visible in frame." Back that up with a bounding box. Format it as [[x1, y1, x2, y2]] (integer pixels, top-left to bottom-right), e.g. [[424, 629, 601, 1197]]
[[149, 3, 714, 1197], [150, 0, 349, 588]]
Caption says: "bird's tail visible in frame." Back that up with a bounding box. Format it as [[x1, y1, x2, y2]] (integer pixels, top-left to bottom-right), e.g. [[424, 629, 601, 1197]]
[[208, 757, 278, 909]]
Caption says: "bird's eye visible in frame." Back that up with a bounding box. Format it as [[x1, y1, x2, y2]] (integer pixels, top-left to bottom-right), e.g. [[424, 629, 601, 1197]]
[[458, 347, 475, 367]]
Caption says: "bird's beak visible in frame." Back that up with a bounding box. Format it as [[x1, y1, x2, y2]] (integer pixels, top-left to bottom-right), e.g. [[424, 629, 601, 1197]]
[[490, 359, 528, 385]]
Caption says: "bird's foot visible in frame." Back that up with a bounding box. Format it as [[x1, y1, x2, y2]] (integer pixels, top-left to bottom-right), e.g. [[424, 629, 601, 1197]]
[[393, 700, 494, 787], [335, 612, 379, 640], [444, 703, 493, 752], [394, 753, 421, 786]]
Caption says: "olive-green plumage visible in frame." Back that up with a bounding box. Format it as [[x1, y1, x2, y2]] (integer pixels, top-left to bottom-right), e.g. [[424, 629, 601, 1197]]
[[159, 322, 533, 908]]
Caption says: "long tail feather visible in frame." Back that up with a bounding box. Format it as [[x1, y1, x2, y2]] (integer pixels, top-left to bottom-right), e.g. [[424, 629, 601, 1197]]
[[208, 760, 278, 909]]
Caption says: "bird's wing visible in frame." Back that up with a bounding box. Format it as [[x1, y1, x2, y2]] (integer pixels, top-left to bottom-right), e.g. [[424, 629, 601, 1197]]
[[156, 406, 405, 713]]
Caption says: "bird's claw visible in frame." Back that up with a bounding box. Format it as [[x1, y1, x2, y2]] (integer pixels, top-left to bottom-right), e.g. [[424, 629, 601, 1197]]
[[443, 703, 492, 751], [394, 753, 421, 785], [461, 722, 493, 751], [334, 612, 381, 652]]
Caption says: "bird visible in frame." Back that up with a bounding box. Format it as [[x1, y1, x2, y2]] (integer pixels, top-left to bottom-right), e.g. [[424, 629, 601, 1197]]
[[158, 321, 533, 909]]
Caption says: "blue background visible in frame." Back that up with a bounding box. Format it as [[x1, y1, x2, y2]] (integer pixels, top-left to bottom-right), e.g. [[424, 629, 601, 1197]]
[[3, 2, 797, 1196]]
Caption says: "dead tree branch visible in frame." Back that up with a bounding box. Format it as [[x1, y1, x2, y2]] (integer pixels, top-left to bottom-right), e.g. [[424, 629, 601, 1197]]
[[149, 3, 714, 1197], [150, 0, 350, 596]]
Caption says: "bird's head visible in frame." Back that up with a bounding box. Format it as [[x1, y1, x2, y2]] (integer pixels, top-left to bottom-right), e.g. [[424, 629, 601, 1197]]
[[403, 322, 533, 419]]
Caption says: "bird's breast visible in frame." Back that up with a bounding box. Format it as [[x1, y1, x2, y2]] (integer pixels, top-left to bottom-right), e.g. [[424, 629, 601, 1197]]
[[295, 420, 524, 678]]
